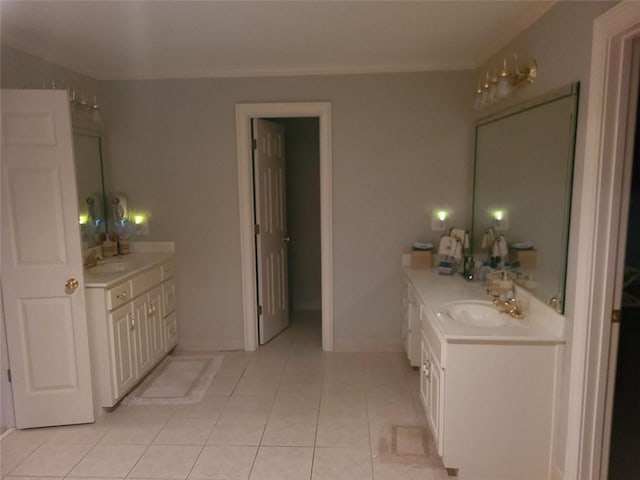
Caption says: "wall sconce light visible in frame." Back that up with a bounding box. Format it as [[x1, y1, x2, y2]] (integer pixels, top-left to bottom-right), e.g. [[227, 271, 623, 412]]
[[133, 213, 150, 236], [492, 209, 509, 231], [432, 210, 449, 231], [474, 54, 537, 111]]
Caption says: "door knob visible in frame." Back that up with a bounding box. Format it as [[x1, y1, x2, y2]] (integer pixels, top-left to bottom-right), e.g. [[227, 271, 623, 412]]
[[282, 236, 291, 243], [65, 278, 80, 293]]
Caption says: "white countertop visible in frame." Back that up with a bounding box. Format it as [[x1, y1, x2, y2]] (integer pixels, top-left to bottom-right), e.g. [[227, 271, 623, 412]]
[[404, 267, 565, 344], [84, 252, 173, 288]]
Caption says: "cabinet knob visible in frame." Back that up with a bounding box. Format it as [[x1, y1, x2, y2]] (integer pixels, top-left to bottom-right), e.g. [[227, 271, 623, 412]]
[[117, 291, 128, 300]]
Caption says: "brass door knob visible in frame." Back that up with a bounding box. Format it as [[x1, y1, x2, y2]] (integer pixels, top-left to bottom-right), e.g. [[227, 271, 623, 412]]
[[65, 278, 80, 292]]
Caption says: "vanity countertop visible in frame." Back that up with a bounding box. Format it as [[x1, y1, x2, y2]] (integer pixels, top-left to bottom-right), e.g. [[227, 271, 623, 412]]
[[404, 267, 565, 344], [84, 252, 173, 289]]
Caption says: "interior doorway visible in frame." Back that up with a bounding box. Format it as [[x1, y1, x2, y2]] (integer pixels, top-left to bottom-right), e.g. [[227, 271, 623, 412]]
[[606, 75, 640, 479], [252, 117, 322, 345], [235, 102, 333, 352]]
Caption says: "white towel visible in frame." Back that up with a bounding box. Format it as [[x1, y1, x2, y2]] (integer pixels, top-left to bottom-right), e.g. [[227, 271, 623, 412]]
[[491, 235, 509, 257], [481, 227, 495, 249]]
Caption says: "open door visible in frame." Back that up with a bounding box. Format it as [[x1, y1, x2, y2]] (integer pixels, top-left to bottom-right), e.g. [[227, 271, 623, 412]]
[[1, 89, 94, 428], [252, 118, 290, 344]]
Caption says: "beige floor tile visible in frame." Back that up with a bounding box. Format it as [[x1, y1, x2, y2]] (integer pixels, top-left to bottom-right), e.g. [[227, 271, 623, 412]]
[[68, 444, 146, 477], [3, 477, 65, 480], [316, 408, 370, 449], [171, 396, 229, 420], [128, 445, 202, 479], [45, 421, 110, 445], [188, 445, 257, 479], [0, 437, 40, 475], [207, 418, 267, 446], [204, 376, 240, 396], [312, 447, 373, 480], [154, 417, 217, 445], [232, 377, 279, 397], [249, 446, 313, 480], [372, 460, 438, 480], [99, 419, 166, 445], [261, 410, 318, 446], [8, 443, 93, 477]]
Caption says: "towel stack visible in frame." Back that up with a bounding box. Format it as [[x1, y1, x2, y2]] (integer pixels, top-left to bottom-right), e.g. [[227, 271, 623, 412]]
[[436, 227, 469, 275]]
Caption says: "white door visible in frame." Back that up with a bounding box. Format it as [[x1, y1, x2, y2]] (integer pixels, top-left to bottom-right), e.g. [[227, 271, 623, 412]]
[[1, 89, 94, 428], [253, 119, 289, 344]]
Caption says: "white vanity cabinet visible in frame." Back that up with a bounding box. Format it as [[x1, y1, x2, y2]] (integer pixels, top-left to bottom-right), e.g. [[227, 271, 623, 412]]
[[420, 309, 445, 456], [85, 255, 178, 408], [406, 268, 565, 480], [402, 280, 421, 367]]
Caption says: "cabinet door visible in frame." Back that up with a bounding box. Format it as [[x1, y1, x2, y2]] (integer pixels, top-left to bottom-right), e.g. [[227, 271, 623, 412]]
[[109, 304, 137, 399], [162, 278, 176, 317], [148, 286, 165, 362], [132, 295, 153, 375], [426, 347, 445, 457], [165, 312, 178, 352], [420, 338, 430, 411]]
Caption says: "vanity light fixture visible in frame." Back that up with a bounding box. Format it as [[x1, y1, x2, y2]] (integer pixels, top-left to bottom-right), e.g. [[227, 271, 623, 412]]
[[474, 55, 537, 111], [432, 210, 449, 232]]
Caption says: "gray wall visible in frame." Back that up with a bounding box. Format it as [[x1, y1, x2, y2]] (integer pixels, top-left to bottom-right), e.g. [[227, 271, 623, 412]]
[[278, 118, 321, 312], [476, 1, 616, 474], [99, 72, 476, 351]]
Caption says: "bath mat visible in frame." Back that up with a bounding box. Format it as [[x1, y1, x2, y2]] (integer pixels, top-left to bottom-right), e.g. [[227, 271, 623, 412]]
[[123, 354, 223, 405], [375, 424, 443, 467]]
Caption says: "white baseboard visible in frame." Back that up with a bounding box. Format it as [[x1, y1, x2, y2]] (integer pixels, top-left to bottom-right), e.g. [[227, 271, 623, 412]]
[[334, 338, 403, 352]]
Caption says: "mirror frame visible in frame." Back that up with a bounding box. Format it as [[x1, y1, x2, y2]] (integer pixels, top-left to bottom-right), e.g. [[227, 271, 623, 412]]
[[73, 127, 109, 239], [471, 83, 580, 313]]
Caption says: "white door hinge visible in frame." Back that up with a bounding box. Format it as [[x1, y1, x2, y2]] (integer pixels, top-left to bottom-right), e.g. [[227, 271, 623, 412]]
[[257, 305, 263, 315], [255, 224, 260, 235]]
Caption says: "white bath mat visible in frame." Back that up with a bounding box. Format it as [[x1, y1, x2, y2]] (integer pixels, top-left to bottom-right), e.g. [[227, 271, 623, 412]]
[[123, 355, 222, 405]]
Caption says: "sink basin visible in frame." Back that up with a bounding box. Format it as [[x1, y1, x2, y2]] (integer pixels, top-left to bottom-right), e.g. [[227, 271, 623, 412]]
[[438, 300, 509, 328], [89, 261, 132, 274]]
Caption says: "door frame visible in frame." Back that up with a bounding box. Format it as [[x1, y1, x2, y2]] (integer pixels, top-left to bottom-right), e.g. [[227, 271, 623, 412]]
[[565, 3, 640, 479], [235, 102, 333, 352]]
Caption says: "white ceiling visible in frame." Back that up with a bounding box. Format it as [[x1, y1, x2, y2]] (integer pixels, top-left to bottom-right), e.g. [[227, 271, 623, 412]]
[[1, 1, 556, 80]]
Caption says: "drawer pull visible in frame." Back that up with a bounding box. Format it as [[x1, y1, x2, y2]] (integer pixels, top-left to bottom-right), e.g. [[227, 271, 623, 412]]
[[116, 291, 128, 300]]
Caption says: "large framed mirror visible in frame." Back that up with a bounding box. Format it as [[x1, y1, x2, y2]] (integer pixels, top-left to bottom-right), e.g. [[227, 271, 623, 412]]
[[472, 83, 579, 313], [73, 128, 107, 247]]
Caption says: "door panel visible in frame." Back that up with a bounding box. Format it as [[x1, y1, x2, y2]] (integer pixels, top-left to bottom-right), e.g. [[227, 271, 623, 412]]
[[1, 89, 94, 428], [253, 119, 289, 344]]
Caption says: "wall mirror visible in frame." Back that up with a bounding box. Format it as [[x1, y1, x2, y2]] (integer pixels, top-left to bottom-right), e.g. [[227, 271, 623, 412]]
[[73, 129, 107, 247], [472, 83, 579, 313]]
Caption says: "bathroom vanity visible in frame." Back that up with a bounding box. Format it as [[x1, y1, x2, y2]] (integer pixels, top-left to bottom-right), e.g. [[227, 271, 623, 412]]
[[84, 251, 177, 408], [405, 267, 564, 480]]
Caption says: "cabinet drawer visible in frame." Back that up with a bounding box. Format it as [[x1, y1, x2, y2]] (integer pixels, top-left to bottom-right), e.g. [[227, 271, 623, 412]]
[[161, 261, 175, 280], [131, 266, 162, 297], [422, 310, 446, 368], [106, 281, 133, 310]]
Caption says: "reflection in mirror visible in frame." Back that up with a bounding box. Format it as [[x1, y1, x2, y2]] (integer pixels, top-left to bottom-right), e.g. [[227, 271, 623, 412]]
[[73, 129, 107, 247], [472, 83, 579, 313]]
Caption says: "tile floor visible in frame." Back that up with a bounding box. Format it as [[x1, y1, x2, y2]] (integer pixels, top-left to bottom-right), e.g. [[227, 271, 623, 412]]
[[0, 311, 449, 479]]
